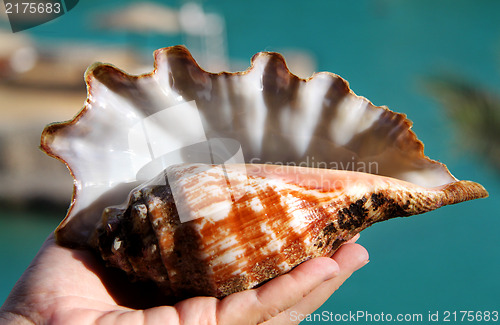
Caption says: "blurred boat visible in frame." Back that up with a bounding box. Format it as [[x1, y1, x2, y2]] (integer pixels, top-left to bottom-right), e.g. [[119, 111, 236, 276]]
[[0, 0, 318, 209], [96, 2, 180, 34], [0, 32, 146, 208], [0, 31, 37, 78], [95, 1, 229, 72]]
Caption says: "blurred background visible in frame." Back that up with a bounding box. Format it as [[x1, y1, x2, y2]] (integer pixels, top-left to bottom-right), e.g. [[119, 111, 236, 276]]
[[1, 0, 499, 321]]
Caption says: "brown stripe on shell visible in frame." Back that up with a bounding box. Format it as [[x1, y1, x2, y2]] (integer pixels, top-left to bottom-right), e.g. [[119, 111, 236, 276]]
[[310, 76, 350, 145], [190, 173, 318, 296], [261, 53, 301, 161], [143, 185, 216, 298], [91, 64, 164, 116], [91, 164, 487, 299]]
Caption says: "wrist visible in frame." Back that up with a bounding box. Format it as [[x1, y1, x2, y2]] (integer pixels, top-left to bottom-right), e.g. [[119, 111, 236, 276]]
[[0, 310, 35, 325], [1, 297, 40, 325]]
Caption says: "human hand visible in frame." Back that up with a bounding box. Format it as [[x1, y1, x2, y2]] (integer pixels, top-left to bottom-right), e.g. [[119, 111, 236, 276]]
[[0, 233, 368, 325]]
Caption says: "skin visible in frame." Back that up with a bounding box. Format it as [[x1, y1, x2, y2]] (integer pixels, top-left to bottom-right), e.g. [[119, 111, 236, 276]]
[[0, 234, 368, 325]]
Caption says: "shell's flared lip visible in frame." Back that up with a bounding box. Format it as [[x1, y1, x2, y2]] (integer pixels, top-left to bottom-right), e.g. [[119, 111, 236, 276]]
[[40, 45, 487, 247]]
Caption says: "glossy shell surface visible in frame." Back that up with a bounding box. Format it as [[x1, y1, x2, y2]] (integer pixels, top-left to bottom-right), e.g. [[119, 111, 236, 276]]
[[41, 46, 488, 298]]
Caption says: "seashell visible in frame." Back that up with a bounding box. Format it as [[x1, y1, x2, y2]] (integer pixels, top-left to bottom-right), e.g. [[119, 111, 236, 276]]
[[41, 45, 488, 299]]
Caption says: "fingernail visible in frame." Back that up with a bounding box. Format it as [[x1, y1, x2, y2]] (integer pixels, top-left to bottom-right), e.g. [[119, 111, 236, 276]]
[[355, 259, 369, 272], [350, 233, 360, 243]]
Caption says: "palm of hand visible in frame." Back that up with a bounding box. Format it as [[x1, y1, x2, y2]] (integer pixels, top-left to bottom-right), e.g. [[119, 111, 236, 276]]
[[1, 234, 368, 325]]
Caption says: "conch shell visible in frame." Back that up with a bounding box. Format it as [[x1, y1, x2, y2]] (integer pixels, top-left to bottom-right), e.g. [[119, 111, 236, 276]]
[[41, 46, 488, 299]]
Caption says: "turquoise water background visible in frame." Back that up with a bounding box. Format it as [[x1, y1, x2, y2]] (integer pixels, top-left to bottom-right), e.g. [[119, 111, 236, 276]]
[[1, 0, 499, 323]]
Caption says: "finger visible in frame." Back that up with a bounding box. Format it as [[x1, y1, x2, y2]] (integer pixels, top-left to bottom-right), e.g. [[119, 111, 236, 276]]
[[298, 243, 369, 309], [216, 257, 340, 325], [54, 306, 179, 325], [265, 243, 369, 325]]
